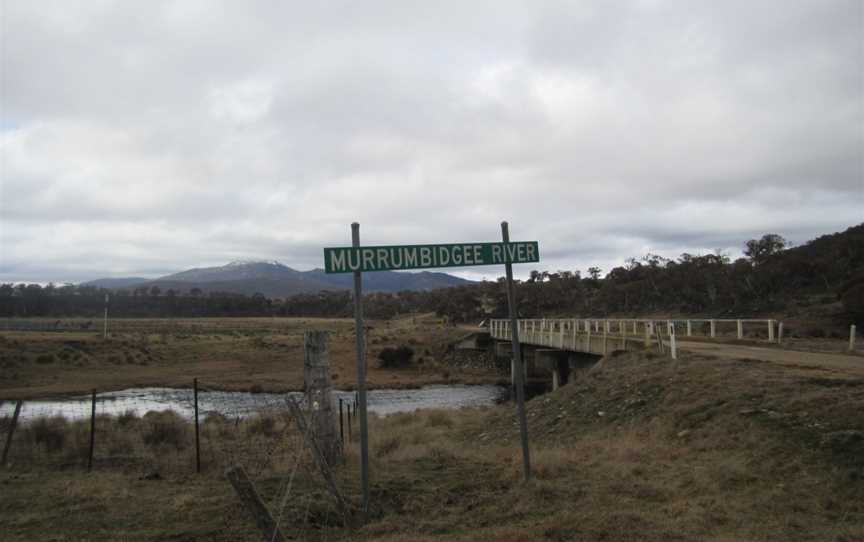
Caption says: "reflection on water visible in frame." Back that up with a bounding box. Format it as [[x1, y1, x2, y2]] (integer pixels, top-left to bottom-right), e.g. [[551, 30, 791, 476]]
[[1, 385, 505, 423]]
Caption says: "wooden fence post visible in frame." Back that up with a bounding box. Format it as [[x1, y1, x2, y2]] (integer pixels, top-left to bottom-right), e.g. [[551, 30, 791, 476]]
[[226, 465, 287, 542], [2, 400, 22, 467], [304, 331, 340, 465], [710, 319, 716, 338], [851, 325, 857, 352], [339, 398, 344, 446], [669, 322, 677, 360], [778, 322, 784, 345], [736, 320, 743, 340]]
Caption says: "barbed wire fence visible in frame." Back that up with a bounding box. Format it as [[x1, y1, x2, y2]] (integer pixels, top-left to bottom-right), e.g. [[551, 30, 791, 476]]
[[0, 332, 363, 538]]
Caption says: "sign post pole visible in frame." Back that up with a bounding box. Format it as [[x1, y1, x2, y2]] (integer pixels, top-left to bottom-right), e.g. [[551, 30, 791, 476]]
[[103, 294, 109, 339], [501, 221, 531, 481], [351, 223, 370, 515]]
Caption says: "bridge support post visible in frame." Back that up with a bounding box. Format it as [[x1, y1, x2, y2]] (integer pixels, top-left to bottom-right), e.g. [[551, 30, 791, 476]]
[[495, 341, 511, 357]]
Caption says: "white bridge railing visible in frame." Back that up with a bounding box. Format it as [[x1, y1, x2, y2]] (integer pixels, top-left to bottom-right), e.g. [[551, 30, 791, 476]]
[[489, 317, 780, 353]]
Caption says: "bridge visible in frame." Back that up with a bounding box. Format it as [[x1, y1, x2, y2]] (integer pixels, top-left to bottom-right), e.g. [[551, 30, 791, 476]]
[[486, 317, 781, 390], [489, 317, 780, 355]]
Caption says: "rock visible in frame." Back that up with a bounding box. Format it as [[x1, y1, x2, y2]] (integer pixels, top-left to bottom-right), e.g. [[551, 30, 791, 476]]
[[677, 430, 690, 438], [597, 411, 605, 417]]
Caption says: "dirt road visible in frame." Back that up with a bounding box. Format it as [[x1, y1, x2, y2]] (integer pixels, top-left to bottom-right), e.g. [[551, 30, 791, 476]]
[[678, 340, 864, 376]]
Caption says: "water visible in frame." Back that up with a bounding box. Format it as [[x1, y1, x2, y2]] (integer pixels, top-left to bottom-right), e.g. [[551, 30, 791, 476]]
[[0, 385, 506, 423]]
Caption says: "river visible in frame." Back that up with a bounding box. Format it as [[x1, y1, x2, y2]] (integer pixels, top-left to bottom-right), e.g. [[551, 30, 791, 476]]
[[0, 385, 506, 423]]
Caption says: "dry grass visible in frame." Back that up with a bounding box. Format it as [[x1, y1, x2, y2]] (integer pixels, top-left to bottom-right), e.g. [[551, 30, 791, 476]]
[[0, 315, 496, 399], [2, 347, 862, 541]]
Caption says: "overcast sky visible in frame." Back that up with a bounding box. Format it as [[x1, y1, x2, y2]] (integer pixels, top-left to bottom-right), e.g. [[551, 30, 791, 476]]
[[1, 0, 862, 284]]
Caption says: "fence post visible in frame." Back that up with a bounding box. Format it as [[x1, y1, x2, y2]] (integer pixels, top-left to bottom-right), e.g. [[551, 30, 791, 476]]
[[736, 320, 743, 340], [88, 390, 96, 472], [347, 403, 352, 441], [669, 322, 677, 360], [686, 320, 692, 337], [194, 378, 200, 474], [710, 319, 716, 338], [644, 322, 651, 349], [225, 465, 288, 542], [778, 322, 784, 345], [2, 400, 22, 467], [603, 323, 608, 355], [339, 398, 344, 446], [768, 320, 775, 342], [304, 331, 340, 466], [851, 325, 857, 352]]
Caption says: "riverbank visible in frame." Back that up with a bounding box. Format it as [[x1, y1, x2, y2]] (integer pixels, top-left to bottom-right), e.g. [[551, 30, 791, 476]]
[[2, 348, 861, 540], [0, 316, 503, 399]]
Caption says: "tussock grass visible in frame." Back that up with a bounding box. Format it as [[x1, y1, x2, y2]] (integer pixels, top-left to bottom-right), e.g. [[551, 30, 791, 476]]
[[3, 409, 302, 478]]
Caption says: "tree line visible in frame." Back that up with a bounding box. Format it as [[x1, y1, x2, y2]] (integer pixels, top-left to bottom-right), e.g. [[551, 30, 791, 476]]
[[1, 225, 862, 323]]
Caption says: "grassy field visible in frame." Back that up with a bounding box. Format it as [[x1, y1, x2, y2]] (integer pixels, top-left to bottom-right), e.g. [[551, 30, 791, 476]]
[[0, 315, 500, 399], [1, 347, 861, 541]]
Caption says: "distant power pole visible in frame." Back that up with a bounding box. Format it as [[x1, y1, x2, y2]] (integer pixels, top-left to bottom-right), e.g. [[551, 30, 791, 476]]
[[103, 294, 109, 339]]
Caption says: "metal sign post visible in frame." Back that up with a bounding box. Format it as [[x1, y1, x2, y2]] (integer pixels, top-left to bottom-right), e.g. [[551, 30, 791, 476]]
[[351, 223, 370, 515], [501, 221, 531, 481], [103, 293, 109, 339]]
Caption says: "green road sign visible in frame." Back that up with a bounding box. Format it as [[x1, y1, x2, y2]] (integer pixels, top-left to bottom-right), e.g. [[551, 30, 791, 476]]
[[324, 241, 540, 273]]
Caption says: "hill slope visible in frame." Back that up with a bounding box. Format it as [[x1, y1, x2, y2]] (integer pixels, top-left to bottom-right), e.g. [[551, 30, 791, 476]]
[[86, 260, 473, 297]]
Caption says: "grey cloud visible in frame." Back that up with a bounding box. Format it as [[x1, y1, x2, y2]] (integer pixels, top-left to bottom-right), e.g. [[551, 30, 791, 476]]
[[1, 0, 861, 284]]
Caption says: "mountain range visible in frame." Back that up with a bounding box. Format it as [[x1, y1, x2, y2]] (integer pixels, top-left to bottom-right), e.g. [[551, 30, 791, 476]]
[[81, 260, 473, 298]]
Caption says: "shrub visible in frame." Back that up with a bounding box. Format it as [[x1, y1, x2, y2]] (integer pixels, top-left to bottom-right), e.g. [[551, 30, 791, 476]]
[[142, 411, 188, 450], [375, 435, 401, 456], [378, 346, 414, 369], [117, 410, 139, 427], [246, 415, 278, 437], [35, 354, 55, 364], [31, 417, 67, 452], [425, 411, 453, 428]]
